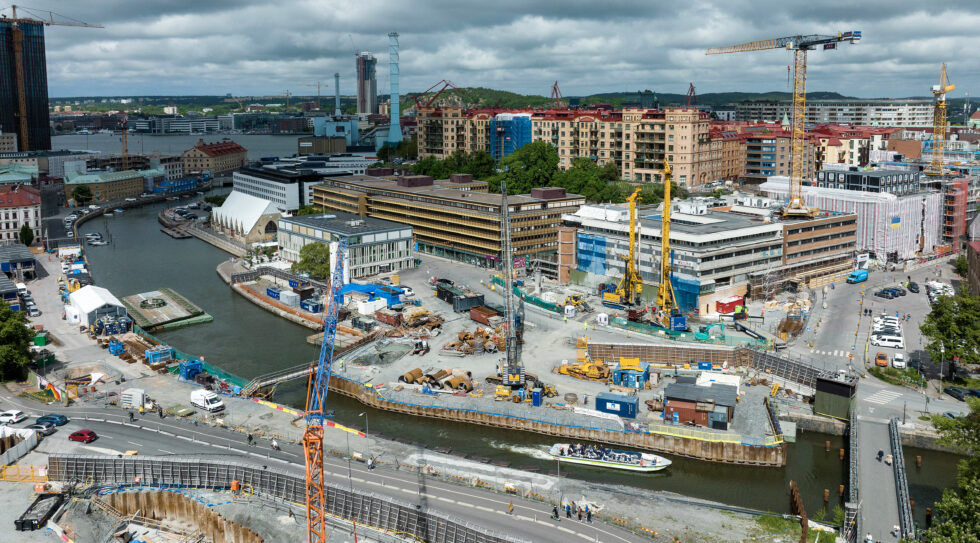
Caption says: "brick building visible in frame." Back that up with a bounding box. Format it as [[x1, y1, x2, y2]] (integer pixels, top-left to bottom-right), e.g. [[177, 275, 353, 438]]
[[0, 185, 40, 243], [181, 139, 248, 176]]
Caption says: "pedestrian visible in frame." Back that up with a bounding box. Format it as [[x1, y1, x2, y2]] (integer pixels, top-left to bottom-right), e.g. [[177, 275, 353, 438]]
[[138, 406, 143, 416], [583, 321, 588, 332], [587, 509, 592, 523], [247, 434, 254, 446], [578, 508, 583, 521], [563, 315, 567, 324], [552, 505, 560, 520], [128, 411, 134, 422], [566, 504, 571, 518]]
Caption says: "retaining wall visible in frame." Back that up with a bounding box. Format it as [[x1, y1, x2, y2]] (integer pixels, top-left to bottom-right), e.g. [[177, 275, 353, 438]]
[[99, 491, 263, 543], [328, 375, 786, 466]]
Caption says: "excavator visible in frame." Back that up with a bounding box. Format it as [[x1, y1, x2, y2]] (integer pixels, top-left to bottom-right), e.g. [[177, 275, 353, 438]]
[[694, 323, 725, 341], [600, 188, 643, 309]]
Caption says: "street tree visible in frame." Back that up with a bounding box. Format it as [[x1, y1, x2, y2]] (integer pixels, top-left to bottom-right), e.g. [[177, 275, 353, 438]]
[[917, 397, 980, 542], [291, 242, 332, 280], [487, 141, 559, 194], [953, 255, 968, 277], [919, 286, 980, 367], [19, 224, 34, 246], [72, 185, 93, 205], [0, 301, 32, 381]]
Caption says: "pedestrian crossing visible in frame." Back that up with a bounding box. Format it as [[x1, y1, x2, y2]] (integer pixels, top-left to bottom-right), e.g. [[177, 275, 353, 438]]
[[810, 349, 851, 358], [864, 389, 902, 405]]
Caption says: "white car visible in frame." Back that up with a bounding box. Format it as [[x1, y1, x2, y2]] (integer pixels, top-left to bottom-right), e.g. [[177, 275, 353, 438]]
[[0, 410, 28, 424], [892, 353, 906, 369], [125, 198, 137, 202]]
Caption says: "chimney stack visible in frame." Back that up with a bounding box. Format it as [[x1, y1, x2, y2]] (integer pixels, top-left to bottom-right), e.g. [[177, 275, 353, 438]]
[[387, 32, 402, 145], [334, 72, 341, 117]]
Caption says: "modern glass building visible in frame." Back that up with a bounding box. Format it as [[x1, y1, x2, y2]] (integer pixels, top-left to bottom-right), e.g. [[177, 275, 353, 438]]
[[0, 20, 51, 151], [356, 52, 377, 115]]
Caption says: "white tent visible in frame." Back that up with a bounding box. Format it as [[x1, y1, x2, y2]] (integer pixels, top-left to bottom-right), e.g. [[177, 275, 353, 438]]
[[211, 191, 280, 239], [69, 285, 126, 326]]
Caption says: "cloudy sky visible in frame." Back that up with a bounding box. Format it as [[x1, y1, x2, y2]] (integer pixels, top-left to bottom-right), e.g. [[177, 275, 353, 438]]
[[13, 0, 975, 99]]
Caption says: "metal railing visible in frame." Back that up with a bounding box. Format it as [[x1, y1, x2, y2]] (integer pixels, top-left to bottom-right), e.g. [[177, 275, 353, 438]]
[[48, 454, 529, 543], [230, 264, 329, 291], [889, 418, 915, 540], [845, 409, 860, 542]]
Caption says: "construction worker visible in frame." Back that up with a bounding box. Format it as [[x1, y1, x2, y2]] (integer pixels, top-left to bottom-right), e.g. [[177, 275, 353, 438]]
[[563, 315, 567, 324]]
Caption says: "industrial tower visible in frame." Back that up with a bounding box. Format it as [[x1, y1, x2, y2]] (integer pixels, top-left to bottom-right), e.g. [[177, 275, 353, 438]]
[[387, 32, 403, 144], [707, 31, 861, 217], [333, 72, 341, 116]]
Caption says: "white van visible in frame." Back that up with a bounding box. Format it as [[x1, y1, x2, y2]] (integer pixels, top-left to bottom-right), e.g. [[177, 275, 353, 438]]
[[190, 389, 225, 413], [15, 283, 28, 296], [871, 335, 905, 349]]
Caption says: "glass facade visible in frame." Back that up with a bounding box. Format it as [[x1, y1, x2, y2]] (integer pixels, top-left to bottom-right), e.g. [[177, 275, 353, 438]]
[[0, 21, 50, 151]]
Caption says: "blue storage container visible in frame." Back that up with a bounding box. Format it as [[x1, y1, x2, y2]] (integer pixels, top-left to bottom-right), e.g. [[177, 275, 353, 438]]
[[531, 388, 542, 407], [108, 339, 125, 356], [300, 299, 323, 313], [145, 345, 174, 364], [698, 361, 712, 370], [594, 392, 638, 418], [266, 287, 281, 300]]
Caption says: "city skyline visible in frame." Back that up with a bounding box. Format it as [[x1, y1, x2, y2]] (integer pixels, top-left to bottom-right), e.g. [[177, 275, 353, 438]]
[[9, 1, 975, 99]]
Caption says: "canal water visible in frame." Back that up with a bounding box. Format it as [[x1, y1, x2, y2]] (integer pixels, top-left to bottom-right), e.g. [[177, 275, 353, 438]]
[[79, 201, 959, 519]]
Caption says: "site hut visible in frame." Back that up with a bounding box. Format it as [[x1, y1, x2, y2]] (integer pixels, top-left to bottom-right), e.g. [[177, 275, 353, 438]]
[[277, 211, 415, 279], [663, 382, 738, 430], [560, 197, 857, 313], [0, 274, 19, 309], [209, 191, 282, 245], [64, 170, 145, 204], [311, 173, 585, 268], [0, 243, 37, 280], [68, 285, 127, 326]]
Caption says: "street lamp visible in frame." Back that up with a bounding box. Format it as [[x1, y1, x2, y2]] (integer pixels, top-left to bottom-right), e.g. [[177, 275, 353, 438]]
[[939, 342, 945, 395], [358, 411, 370, 466]]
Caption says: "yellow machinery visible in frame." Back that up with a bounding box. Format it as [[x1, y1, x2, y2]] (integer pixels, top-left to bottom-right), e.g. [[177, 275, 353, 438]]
[[618, 357, 643, 371], [563, 294, 587, 309], [655, 161, 678, 321], [600, 188, 643, 308], [558, 357, 610, 381], [707, 31, 862, 218], [926, 63, 955, 177]]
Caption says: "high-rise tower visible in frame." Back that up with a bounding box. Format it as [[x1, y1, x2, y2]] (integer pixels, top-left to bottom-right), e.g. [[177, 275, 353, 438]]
[[0, 19, 51, 151], [387, 32, 402, 145], [355, 52, 377, 115]]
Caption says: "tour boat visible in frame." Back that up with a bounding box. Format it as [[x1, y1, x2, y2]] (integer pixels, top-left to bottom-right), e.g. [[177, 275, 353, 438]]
[[549, 443, 671, 472]]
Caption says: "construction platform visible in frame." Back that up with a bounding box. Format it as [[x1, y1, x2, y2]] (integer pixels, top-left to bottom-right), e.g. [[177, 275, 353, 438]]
[[121, 288, 213, 332]]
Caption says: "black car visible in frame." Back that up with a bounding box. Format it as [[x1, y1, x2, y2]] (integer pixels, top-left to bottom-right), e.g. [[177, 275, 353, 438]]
[[908, 282, 920, 294], [945, 386, 969, 401], [874, 290, 895, 299], [892, 286, 907, 296]]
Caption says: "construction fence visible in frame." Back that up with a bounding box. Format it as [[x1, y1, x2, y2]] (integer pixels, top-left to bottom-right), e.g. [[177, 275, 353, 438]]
[[48, 454, 529, 543], [490, 275, 559, 313]]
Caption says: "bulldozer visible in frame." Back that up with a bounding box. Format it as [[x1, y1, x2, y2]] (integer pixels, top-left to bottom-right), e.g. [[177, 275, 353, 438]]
[[558, 357, 610, 381], [563, 294, 591, 312]]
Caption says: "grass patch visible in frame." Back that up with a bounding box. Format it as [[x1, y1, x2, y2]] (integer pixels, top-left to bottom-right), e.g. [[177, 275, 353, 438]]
[[919, 415, 932, 421], [755, 515, 821, 542], [869, 366, 926, 387], [949, 376, 980, 389]]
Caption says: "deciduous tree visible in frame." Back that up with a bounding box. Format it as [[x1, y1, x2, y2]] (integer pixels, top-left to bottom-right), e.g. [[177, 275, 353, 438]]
[[0, 302, 32, 381], [291, 242, 332, 280]]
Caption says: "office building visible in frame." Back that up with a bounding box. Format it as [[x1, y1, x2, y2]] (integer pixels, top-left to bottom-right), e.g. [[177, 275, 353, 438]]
[[0, 185, 40, 243], [311, 174, 585, 266], [0, 20, 50, 151], [815, 170, 918, 196], [741, 128, 816, 184], [148, 155, 184, 181], [277, 211, 415, 278], [735, 99, 933, 128], [264, 154, 375, 177], [64, 170, 144, 204], [232, 164, 323, 212], [312, 117, 360, 146], [356, 52, 378, 115], [182, 139, 248, 176], [298, 136, 346, 155]]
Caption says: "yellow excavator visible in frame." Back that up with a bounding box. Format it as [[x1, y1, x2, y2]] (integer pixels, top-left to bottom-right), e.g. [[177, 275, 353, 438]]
[[600, 188, 643, 309]]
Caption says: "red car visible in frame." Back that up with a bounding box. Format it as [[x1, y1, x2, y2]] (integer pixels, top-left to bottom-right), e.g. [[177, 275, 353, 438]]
[[68, 430, 97, 443]]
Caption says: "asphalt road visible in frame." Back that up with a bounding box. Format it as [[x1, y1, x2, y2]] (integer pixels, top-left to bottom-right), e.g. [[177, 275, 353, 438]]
[[0, 390, 646, 543]]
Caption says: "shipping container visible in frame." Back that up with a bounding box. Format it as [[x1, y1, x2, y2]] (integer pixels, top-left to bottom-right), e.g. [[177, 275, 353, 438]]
[[293, 286, 315, 300], [266, 286, 281, 300], [375, 308, 403, 327], [594, 392, 638, 418], [279, 290, 300, 308], [469, 305, 498, 325], [715, 295, 744, 314], [300, 299, 323, 313]]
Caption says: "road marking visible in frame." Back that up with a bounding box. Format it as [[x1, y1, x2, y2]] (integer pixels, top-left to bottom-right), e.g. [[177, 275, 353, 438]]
[[865, 390, 901, 405], [127, 441, 143, 447], [158, 449, 174, 454], [558, 525, 575, 533], [475, 505, 493, 512], [436, 496, 456, 504]]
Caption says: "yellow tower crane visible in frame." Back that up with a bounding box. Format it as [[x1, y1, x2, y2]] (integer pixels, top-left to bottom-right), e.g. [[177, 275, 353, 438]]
[[707, 31, 862, 218], [926, 63, 955, 176]]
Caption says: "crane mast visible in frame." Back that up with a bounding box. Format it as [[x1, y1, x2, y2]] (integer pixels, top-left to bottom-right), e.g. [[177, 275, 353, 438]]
[[500, 179, 524, 387], [303, 239, 346, 543], [926, 63, 955, 176], [656, 161, 677, 316], [707, 31, 861, 218]]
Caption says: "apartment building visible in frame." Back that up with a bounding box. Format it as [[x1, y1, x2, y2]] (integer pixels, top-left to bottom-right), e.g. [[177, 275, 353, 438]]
[[182, 139, 248, 175], [740, 129, 816, 183], [735, 99, 934, 127], [0, 133, 17, 153], [64, 170, 144, 204], [0, 185, 41, 243], [416, 106, 717, 187], [311, 174, 585, 266]]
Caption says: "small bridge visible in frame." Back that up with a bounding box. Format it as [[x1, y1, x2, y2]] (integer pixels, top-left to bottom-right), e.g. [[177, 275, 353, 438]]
[[240, 362, 314, 397]]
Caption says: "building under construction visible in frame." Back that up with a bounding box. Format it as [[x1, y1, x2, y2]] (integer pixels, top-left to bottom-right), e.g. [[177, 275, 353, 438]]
[[0, 19, 50, 151]]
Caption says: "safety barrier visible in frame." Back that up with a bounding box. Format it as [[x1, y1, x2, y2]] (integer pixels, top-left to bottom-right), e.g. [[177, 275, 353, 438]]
[[889, 418, 915, 540], [49, 454, 529, 543], [0, 464, 47, 482], [490, 276, 559, 313]]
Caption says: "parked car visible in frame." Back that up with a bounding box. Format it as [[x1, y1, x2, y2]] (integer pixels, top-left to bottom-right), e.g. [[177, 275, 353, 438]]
[[26, 421, 56, 436], [27, 307, 41, 318], [68, 429, 98, 443], [875, 352, 889, 367], [883, 288, 903, 297], [874, 290, 895, 299], [37, 414, 69, 426], [945, 386, 969, 402], [0, 410, 28, 424], [892, 353, 906, 369], [908, 282, 920, 294], [943, 411, 961, 420]]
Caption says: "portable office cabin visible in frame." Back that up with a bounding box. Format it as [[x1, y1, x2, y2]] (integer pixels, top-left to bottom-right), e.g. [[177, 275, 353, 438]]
[[594, 392, 638, 418]]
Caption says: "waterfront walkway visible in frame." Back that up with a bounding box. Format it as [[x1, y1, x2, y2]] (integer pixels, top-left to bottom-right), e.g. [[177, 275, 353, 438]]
[[856, 417, 901, 540]]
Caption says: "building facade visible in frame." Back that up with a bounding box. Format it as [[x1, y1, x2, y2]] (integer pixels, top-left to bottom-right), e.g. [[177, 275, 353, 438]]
[[298, 136, 346, 155], [489, 113, 532, 159], [277, 211, 415, 278], [148, 155, 185, 181], [0, 186, 41, 243], [741, 130, 816, 183], [232, 164, 323, 212], [64, 170, 144, 204], [311, 174, 585, 266], [356, 52, 378, 115], [0, 133, 17, 153], [735, 99, 933, 128], [182, 139, 248, 176], [0, 20, 50, 151], [968, 241, 980, 297]]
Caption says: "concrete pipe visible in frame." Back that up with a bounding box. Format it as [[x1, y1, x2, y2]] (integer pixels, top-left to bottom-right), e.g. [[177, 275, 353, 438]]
[[398, 368, 423, 384]]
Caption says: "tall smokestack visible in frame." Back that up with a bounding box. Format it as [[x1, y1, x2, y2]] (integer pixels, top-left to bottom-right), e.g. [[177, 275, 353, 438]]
[[334, 72, 341, 117], [387, 32, 403, 145]]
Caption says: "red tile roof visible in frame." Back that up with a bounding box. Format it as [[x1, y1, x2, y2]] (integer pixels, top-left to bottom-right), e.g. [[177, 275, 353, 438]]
[[191, 139, 247, 157], [0, 186, 40, 208], [970, 111, 980, 120]]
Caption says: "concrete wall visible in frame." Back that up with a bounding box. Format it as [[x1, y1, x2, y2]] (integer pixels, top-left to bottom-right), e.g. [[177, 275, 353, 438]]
[[101, 491, 263, 543], [0, 426, 38, 464]]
